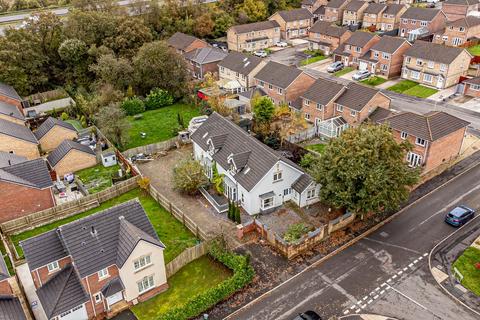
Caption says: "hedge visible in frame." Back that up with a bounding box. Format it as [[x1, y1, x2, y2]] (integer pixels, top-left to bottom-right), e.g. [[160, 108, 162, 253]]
[[158, 239, 255, 320]]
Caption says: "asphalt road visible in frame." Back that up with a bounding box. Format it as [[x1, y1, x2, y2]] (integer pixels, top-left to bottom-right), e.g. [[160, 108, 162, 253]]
[[226, 161, 480, 320]]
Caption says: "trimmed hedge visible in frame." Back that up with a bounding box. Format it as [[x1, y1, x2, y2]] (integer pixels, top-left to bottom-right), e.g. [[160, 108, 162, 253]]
[[158, 239, 255, 320]]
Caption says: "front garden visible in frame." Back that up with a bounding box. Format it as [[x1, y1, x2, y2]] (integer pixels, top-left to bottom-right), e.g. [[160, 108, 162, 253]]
[[386, 80, 438, 98], [300, 50, 327, 66], [360, 76, 387, 87], [452, 246, 480, 296], [334, 66, 354, 77], [468, 44, 480, 56]]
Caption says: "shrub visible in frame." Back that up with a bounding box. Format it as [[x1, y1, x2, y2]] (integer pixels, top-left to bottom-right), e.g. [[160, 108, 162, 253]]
[[283, 223, 310, 243], [173, 158, 208, 195], [145, 88, 174, 110], [60, 112, 69, 121], [121, 97, 145, 116]]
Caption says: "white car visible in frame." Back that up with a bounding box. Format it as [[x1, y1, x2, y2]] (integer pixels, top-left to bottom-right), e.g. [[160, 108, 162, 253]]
[[276, 41, 288, 47], [352, 70, 371, 81], [253, 50, 268, 58]]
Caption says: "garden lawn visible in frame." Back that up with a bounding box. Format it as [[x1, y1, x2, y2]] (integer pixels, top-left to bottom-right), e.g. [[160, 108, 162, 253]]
[[305, 143, 326, 154], [124, 103, 201, 150], [10, 188, 197, 263], [131, 256, 232, 320], [386, 80, 418, 93], [76, 163, 121, 194], [334, 67, 354, 77], [452, 246, 480, 296], [468, 45, 480, 56], [386, 80, 438, 98], [64, 119, 83, 131], [360, 76, 387, 87], [300, 55, 327, 66], [0, 241, 14, 275]]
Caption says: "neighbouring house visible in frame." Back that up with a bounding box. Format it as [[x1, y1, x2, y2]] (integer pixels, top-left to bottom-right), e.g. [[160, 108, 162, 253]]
[[34, 117, 78, 152], [358, 36, 412, 78], [377, 111, 470, 172], [342, 0, 369, 26], [237, 87, 267, 109], [0, 151, 26, 167], [433, 16, 480, 47], [442, 0, 479, 22], [47, 139, 97, 177], [226, 21, 281, 52], [253, 61, 316, 106], [0, 100, 25, 125], [0, 118, 39, 159], [20, 200, 168, 320], [324, 0, 352, 23], [167, 32, 209, 55], [0, 158, 54, 222], [0, 255, 27, 320], [300, 77, 391, 137], [362, 3, 388, 30], [379, 4, 407, 31], [302, 0, 327, 12], [269, 8, 314, 40], [308, 21, 351, 54], [0, 82, 24, 115], [313, 5, 327, 21], [402, 40, 472, 89], [218, 52, 266, 93], [398, 8, 447, 41], [333, 31, 381, 68], [184, 47, 228, 80], [191, 112, 320, 215], [460, 76, 480, 97]]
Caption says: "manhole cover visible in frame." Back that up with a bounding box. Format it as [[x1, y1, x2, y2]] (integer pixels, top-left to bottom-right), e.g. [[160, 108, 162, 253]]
[[380, 231, 389, 238]]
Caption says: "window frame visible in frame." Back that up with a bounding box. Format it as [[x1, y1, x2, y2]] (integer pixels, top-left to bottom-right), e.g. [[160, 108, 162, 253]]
[[415, 137, 427, 147], [134, 254, 152, 272], [401, 131, 408, 140], [273, 171, 283, 182], [137, 275, 155, 294], [47, 261, 59, 273]]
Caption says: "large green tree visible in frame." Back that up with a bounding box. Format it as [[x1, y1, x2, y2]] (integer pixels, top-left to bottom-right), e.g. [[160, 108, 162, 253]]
[[310, 124, 420, 215], [253, 96, 275, 123]]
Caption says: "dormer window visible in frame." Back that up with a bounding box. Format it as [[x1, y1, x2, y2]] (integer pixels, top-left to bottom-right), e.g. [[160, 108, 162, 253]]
[[98, 268, 109, 279]]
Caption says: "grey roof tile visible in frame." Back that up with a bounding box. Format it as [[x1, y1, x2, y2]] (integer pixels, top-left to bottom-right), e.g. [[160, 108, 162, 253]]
[[368, 107, 394, 123], [230, 20, 280, 34], [0, 118, 37, 144], [292, 174, 313, 193], [335, 82, 383, 111], [448, 16, 480, 28], [254, 61, 305, 89], [0, 296, 27, 320], [444, 0, 479, 5], [238, 87, 266, 100], [218, 52, 263, 75], [34, 117, 76, 140], [184, 47, 228, 65], [47, 140, 95, 167], [326, 0, 350, 9], [0, 152, 27, 168], [404, 40, 468, 64], [464, 76, 480, 85], [101, 277, 124, 298], [167, 32, 206, 51], [276, 8, 313, 21], [364, 3, 387, 14], [384, 4, 406, 15], [309, 21, 350, 37], [0, 254, 9, 281], [0, 101, 24, 121], [370, 36, 410, 54], [301, 77, 345, 105], [344, 31, 378, 47], [314, 5, 326, 15], [21, 230, 67, 270], [401, 7, 441, 21], [0, 82, 21, 101], [0, 158, 52, 189], [345, 0, 368, 12]]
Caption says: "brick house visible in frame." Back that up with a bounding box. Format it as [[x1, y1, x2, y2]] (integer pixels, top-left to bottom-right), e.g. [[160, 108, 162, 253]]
[[0, 255, 28, 320], [379, 4, 407, 31], [183, 47, 228, 80], [324, 0, 352, 23], [300, 77, 391, 137], [0, 118, 39, 159], [34, 117, 78, 152], [460, 76, 480, 97], [313, 5, 327, 21], [342, 0, 369, 26], [269, 8, 314, 40], [218, 52, 266, 92], [47, 140, 97, 177], [166, 32, 209, 55], [362, 4, 388, 30], [442, 0, 479, 22], [0, 82, 24, 116], [398, 8, 447, 41], [302, 0, 327, 12], [20, 200, 168, 320], [377, 111, 469, 172], [333, 31, 381, 68], [0, 100, 25, 125], [0, 158, 54, 222], [227, 21, 281, 52], [402, 41, 472, 89], [253, 61, 316, 106], [308, 21, 352, 55], [359, 36, 412, 78], [433, 16, 480, 47]]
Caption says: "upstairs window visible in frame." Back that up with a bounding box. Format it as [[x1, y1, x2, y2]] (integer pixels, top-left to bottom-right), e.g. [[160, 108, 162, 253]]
[[273, 171, 283, 182], [47, 261, 59, 273], [134, 255, 152, 271], [98, 268, 109, 279], [416, 137, 426, 146], [401, 131, 408, 139]]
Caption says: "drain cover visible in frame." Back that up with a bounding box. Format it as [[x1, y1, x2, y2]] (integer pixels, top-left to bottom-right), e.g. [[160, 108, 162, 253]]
[[380, 231, 389, 238]]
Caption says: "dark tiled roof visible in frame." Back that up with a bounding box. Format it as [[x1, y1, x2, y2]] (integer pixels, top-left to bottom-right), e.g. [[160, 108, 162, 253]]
[[309, 21, 350, 37], [404, 40, 467, 64], [335, 82, 384, 111], [218, 52, 263, 75], [0, 296, 26, 320], [0, 82, 21, 101], [238, 87, 266, 100], [254, 61, 305, 89], [34, 117, 76, 140], [401, 7, 441, 21], [384, 4, 406, 15], [301, 77, 345, 105], [364, 3, 387, 14], [0, 101, 24, 121], [230, 20, 280, 34], [370, 36, 409, 54], [276, 8, 313, 21], [0, 158, 52, 189], [444, 0, 479, 5], [37, 264, 89, 319], [326, 0, 350, 9], [0, 255, 9, 281], [47, 140, 95, 167], [448, 16, 480, 28], [314, 5, 326, 15], [167, 32, 206, 51], [464, 76, 480, 85], [0, 118, 37, 144], [379, 111, 470, 141], [368, 107, 394, 123], [345, 0, 368, 12], [0, 151, 26, 168], [292, 174, 313, 193], [184, 47, 227, 65], [101, 277, 125, 297], [21, 230, 67, 270], [302, 0, 316, 5], [190, 113, 305, 191], [344, 31, 378, 47]]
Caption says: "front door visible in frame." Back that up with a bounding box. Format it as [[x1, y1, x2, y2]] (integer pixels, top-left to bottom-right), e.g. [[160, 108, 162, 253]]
[[437, 76, 444, 89], [359, 61, 368, 71], [106, 292, 124, 309]]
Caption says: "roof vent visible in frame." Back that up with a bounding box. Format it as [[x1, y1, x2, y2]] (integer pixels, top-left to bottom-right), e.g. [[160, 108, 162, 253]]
[[91, 226, 97, 237], [118, 215, 125, 220]]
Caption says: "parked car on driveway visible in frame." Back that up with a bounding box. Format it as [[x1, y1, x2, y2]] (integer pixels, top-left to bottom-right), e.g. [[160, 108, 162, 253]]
[[327, 61, 344, 73], [445, 206, 475, 227], [352, 70, 372, 81], [253, 50, 268, 58], [293, 311, 321, 320], [276, 41, 288, 47]]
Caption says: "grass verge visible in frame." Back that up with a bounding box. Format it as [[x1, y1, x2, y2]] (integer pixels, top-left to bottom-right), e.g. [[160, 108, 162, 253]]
[[334, 67, 354, 77], [452, 246, 480, 296], [386, 80, 438, 98]]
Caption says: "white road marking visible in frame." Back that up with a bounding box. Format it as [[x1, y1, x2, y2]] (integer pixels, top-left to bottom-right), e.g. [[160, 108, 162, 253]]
[[409, 263, 414, 268], [380, 290, 385, 294], [363, 296, 368, 301], [381, 282, 387, 287], [375, 287, 380, 291], [398, 270, 403, 275], [423, 253, 428, 257], [403, 267, 408, 271], [387, 278, 393, 283], [350, 305, 356, 310], [344, 310, 350, 315], [373, 295, 379, 299], [356, 309, 361, 313], [392, 275, 397, 279], [414, 259, 419, 264], [361, 304, 367, 309], [367, 299, 373, 304], [418, 256, 423, 261]]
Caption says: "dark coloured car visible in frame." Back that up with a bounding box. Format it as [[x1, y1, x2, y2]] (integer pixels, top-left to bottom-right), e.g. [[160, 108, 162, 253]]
[[445, 205, 475, 227], [293, 310, 322, 320]]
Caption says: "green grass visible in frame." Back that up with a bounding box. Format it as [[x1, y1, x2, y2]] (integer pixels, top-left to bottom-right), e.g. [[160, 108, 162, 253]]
[[334, 66, 354, 77], [64, 119, 83, 131], [76, 163, 121, 194], [386, 80, 438, 98], [124, 103, 201, 151], [10, 189, 197, 263], [0, 240, 15, 275], [132, 255, 232, 320], [452, 247, 480, 296], [468, 45, 480, 56], [360, 76, 387, 87], [386, 80, 419, 93], [305, 143, 326, 154], [300, 55, 327, 66]]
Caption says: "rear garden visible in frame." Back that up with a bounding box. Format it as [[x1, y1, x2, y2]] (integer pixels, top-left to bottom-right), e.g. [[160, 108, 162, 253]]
[[76, 163, 122, 194], [386, 80, 438, 98], [468, 45, 480, 56], [305, 143, 326, 154], [452, 246, 480, 296]]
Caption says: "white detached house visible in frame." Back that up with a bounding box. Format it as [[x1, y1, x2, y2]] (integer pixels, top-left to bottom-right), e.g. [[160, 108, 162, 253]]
[[191, 112, 320, 215]]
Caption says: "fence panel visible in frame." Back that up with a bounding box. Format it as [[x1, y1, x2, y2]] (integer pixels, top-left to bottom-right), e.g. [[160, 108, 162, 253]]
[[165, 242, 209, 278], [285, 127, 318, 143], [122, 137, 179, 158]]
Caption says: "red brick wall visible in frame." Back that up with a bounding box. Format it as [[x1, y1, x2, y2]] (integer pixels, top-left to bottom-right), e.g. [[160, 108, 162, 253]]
[[82, 265, 120, 317], [184, 39, 209, 54], [425, 127, 466, 172], [399, 12, 447, 36], [286, 74, 316, 103], [0, 279, 13, 295], [137, 282, 169, 302], [0, 182, 54, 223], [464, 83, 480, 97], [32, 256, 72, 288]]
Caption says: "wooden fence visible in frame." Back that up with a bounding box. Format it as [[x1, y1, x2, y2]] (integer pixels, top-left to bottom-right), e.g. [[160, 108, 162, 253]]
[[165, 241, 209, 278], [0, 177, 139, 235], [285, 127, 318, 143], [122, 137, 179, 158]]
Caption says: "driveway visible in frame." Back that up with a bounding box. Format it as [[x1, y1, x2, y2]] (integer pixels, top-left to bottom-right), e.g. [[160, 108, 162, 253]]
[[267, 43, 309, 66]]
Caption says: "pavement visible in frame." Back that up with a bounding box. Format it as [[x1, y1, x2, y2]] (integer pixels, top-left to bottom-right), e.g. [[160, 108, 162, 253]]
[[16, 263, 47, 320], [225, 159, 480, 320]]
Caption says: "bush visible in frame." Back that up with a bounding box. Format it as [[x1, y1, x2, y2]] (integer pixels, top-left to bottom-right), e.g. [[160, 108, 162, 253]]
[[145, 88, 174, 110], [60, 112, 69, 121], [173, 158, 208, 195], [159, 238, 255, 320], [283, 223, 310, 243], [121, 97, 145, 116]]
